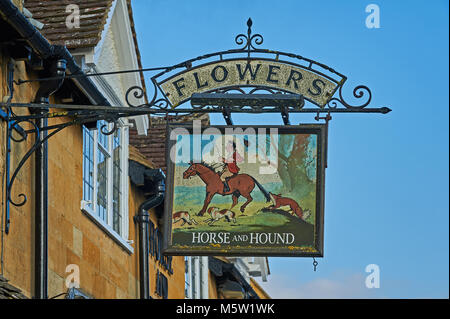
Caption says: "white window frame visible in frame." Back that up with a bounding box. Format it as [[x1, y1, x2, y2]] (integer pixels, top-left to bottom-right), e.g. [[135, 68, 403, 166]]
[[81, 119, 132, 254], [185, 256, 208, 299]]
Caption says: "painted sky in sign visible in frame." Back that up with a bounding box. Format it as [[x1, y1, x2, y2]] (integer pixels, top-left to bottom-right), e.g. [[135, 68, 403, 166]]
[[132, 0, 449, 298], [171, 132, 317, 186]]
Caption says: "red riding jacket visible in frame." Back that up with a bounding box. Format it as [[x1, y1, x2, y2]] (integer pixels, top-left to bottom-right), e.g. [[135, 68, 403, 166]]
[[225, 150, 243, 174]]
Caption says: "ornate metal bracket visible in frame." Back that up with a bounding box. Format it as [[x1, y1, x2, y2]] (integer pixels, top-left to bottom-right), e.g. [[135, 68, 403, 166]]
[[1, 18, 390, 234]]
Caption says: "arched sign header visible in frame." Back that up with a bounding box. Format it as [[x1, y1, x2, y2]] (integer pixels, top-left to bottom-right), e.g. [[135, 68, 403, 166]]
[[159, 59, 337, 108]]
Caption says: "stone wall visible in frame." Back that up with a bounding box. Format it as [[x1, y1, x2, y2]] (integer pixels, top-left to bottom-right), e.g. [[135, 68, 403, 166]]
[[0, 52, 185, 299]]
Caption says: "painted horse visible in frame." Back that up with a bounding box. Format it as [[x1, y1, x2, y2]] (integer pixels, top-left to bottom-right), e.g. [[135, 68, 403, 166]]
[[183, 162, 271, 216]]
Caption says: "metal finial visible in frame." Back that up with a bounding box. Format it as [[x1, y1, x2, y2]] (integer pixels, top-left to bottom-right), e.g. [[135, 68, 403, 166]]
[[235, 18, 263, 53]]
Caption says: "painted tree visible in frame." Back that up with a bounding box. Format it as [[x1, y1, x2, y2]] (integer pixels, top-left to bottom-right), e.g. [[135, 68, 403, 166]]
[[273, 134, 317, 197]]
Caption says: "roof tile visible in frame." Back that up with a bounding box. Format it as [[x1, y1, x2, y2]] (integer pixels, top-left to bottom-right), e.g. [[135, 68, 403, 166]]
[[24, 0, 113, 49], [23, 0, 148, 100]]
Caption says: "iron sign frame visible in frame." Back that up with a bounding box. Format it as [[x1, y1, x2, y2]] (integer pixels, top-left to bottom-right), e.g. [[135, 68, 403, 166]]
[[1, 18, 390, 235], [162, 124, 327, 257], [124, 19, 390, 116]]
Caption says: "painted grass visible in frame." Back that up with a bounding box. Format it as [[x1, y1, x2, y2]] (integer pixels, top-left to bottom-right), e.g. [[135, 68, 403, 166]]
[[172, 197, 314, 234], [172, 192, 315, 231], [172, 207, 316, 248]]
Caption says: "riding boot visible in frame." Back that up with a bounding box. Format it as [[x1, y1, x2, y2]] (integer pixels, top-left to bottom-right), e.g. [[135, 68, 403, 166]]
[[223, 179, 230, 193]]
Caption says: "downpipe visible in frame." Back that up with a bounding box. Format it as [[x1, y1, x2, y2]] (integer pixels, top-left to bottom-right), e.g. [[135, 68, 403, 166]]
[[33, 58, 66, 299], [134, 169, 165, 299]]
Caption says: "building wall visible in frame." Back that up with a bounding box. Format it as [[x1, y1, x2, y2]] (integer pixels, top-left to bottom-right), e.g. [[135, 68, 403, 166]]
[[0, 52, 184, 299], [129, 185, 185, 299], [208, 271, 219, 299], [0, 57, 39, 297], [250, 278, 270, 299], [96, 17, 125, 105]]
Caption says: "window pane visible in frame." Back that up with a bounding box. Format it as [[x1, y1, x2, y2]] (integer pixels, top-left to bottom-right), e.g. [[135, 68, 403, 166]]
[[97, 120, 109, 150], [82, 126, 94, 208], [112, 128, 122, 234], [191, 258, 196, 299], [97, 148, 108, 222], [185, 257, 190, 298]]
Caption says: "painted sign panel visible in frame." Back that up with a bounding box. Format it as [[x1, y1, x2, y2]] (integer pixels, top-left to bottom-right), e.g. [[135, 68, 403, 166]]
[[159, 59, 337, 108], [163, 124, 326, 257]]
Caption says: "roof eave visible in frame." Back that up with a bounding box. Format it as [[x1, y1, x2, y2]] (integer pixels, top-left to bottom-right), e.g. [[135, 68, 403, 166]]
[[0, 0, 110, 106]]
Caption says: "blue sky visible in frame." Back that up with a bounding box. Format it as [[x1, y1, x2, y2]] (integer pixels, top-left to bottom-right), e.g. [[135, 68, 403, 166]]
[[131, 0, 449, 298]]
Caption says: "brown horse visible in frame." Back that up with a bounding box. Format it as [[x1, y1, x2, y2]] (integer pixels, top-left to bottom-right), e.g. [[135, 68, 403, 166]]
[[183, 162, 270, 216]]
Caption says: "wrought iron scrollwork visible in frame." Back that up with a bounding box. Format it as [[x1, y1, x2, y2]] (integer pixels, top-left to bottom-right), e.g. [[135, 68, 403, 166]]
[[125, 86, 146, 107], [125, 83, 171, 110], [120, 18, 389, 115], [100, 120, 118, 136], [5, 112, 122, 209], [6, 119, 40, 207], [151, 98, 171, 110], [235, 18, 264, 56], [9, 124, 28, 143], [327, 84, 372, 110]]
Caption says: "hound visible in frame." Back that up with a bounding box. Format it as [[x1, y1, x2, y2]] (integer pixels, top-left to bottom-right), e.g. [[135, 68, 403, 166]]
[[172, 211, 198, 226], [205, 207, 236, 225]]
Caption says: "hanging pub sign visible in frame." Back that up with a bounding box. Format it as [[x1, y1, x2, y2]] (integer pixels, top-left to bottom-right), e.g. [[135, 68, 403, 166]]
[[163, 123, 327, 257], [3, 17, 389, 249]]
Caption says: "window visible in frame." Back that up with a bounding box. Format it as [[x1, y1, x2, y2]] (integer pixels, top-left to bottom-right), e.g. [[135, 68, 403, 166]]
[[81, 120, 130, 251], [185, 256, 208, 299], [185, 257, 191, 298], [155, 270, 168, 299]]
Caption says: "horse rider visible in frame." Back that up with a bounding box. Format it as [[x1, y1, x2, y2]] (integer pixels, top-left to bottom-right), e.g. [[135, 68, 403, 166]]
[[220, 141, 243, 192]]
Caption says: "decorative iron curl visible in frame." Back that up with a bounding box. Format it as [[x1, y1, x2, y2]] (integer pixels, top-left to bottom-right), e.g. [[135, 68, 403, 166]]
[[234, 34, 248, 48], [7, 119, 40, 207], [146, 79, 171, 109], [125, 86, 146, 107], [234, 18, 264, 52], [9, 123, 28, 143], [327, 84, 372, 109], [151, 98, 171, 110], [126, 83, 171, 110], [100, 120, 119, 136], [7, 119, 81, 208]]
